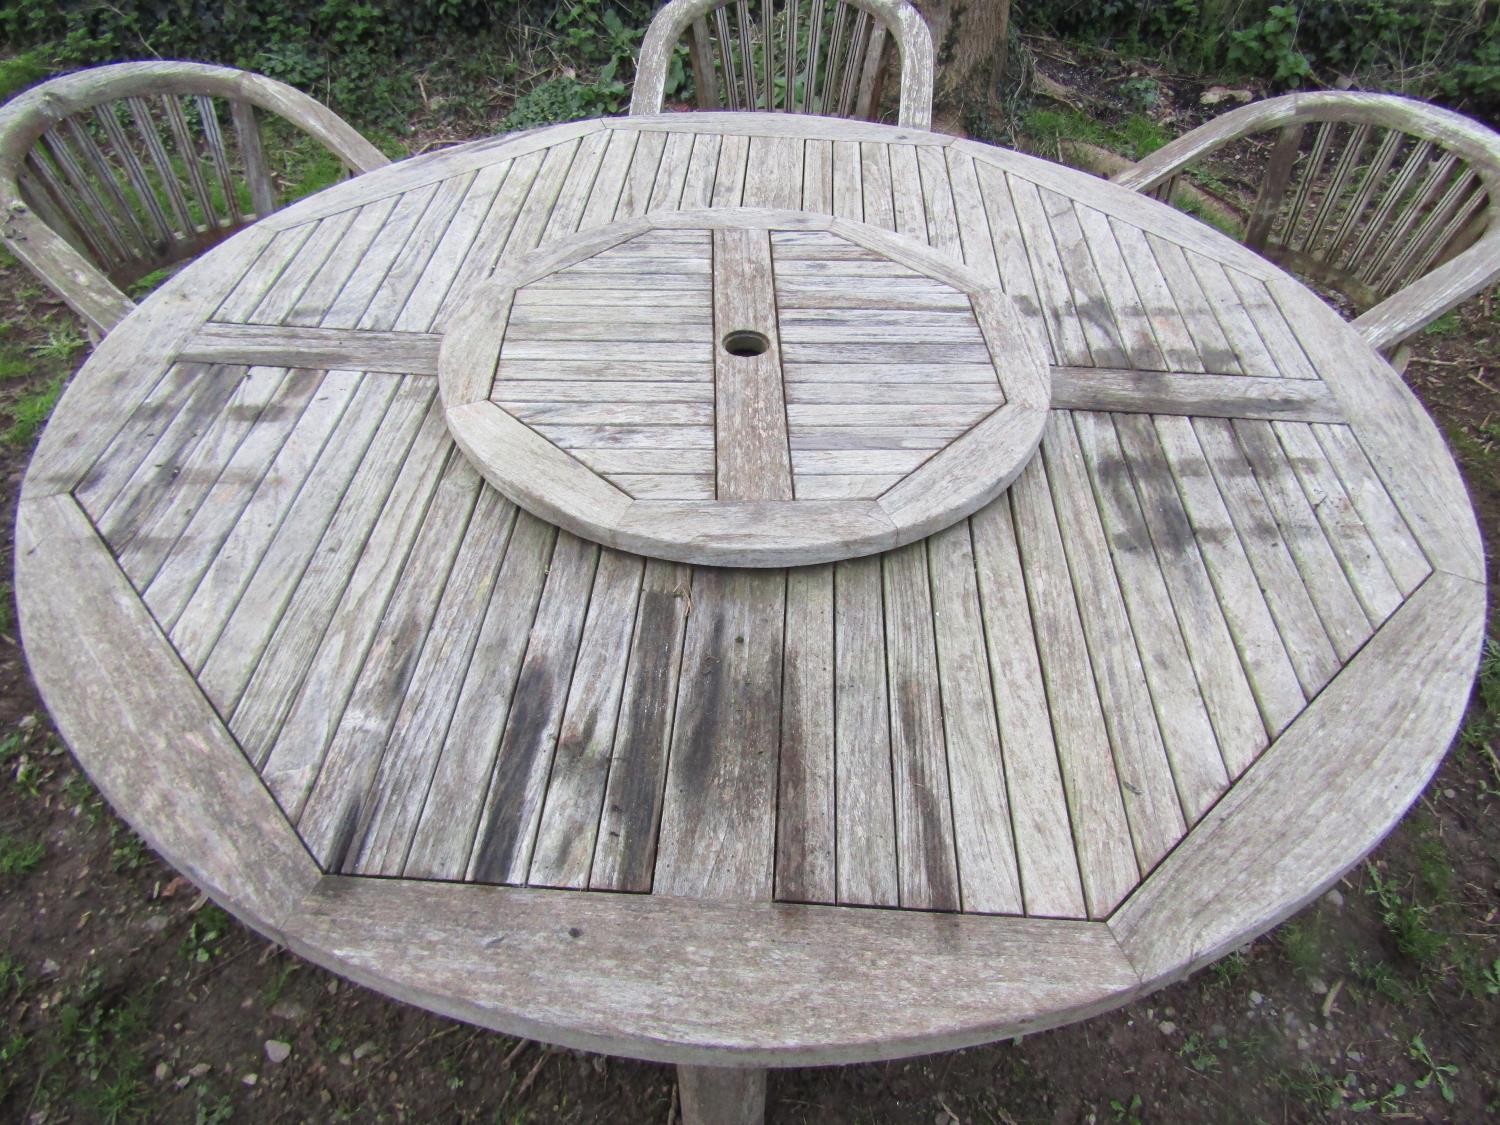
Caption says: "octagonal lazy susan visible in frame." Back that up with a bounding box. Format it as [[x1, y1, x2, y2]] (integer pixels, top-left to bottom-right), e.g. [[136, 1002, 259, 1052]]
[[439, 207, 1051, 566]]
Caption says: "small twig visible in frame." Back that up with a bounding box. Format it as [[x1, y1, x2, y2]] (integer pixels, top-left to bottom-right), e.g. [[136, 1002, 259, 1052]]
[[508, 1048, 551, 1105], [1321, 977, 1344, 1020], [378, 1024, 461, 1074], [502, 1037, 532, 1069]]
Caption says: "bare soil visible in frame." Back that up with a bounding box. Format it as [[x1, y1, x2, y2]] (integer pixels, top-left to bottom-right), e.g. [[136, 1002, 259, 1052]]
[[2, 61, 1498, 1125]]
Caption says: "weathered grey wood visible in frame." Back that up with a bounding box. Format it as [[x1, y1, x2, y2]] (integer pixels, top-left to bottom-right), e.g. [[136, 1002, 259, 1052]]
[[968, 497, 1088, 918], [831, 555, 898, 905], [527, 550, 647, 888], [679, 1066, 767, 1125], [1111, 92, 1500, 350], [1229, 418, 1373, 659], [654, 569, 785, 899], [254, 423, 455, 803], [232, 397, 448, 766], [0, 61, 387, 335], [181, 322, 442, 372], [1007, 455, 1139, 917], [1108, 413, 1268, 776], [776, 563, 836, 903], [1040, 414, 1189, 863], [442, 208, 1047, 566], [295, 454, 485, 865], [287, 877, 1140, 1065], [195, 372, 405, 708], [631, 0, 935, 130], [1049, 367, 1343, 422], [927, 523, 1024, 913], [403, 513, 559, 881], [465, 532, 600, 884], [161, 369, 365, 654], [1111, 571, 1483, 987], [346, 486, 519, 875], [1151, 414, 1306, 738], [589, 558, 693, 892], [1071, 410, 1232, 814], [15, 493, 321, 937], [21, 112, 1488, 1096], [1188, 417, 1342, 696], [882, 540, 961, 910], [714, 226, 793, 499]]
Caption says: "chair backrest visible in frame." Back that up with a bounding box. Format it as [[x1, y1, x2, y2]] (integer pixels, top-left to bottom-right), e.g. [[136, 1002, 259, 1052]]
[[1112, 92, 1500, 351], [630, 0, 934, 131], [0, 61, 389, 336]]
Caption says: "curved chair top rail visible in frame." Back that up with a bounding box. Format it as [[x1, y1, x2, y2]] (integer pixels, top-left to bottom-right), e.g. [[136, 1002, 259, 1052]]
[[0, 61, 389, 336], [1112, 92, 1500, 351], [630, 0, 935, 131]]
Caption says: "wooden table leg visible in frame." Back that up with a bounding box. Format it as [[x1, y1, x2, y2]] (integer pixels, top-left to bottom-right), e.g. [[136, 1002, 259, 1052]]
[[677, 1065, 767, 1125]]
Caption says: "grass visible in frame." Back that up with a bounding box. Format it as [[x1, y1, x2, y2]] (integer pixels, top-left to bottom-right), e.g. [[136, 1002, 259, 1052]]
[[0, 833, 46, 876], [1022, 106, 1170, 161], [6, 375, 63, 446]]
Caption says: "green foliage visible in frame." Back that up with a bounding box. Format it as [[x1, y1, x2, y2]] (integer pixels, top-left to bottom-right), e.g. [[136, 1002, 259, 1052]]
[[1226, 5, 1312, 86], [6, 374, 62, 446], [1021, 0, 1500, 112], [180, 905, 230, 963], [1, 0, 499, 124], [1408, 1032, 1458, 1104], [504, 75, 626, 131], [0, 48, 49, 98], [0, 833, 46, 876]]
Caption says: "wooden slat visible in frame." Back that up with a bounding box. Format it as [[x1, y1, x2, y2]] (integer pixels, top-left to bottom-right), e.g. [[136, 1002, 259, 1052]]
[[528, 551, 648, 888], [229, 395, 444, 762], [1071, 411, 1231, 815], [252, 416, 453, 794], [195, 373, 406, 708], [466, 533, 601, 884], [345, 487, 519, 875], [881, 540, 961, 911], [1188, 417, 1342, 695], [1006, 455, 1138, 917], [161, 369, 365, 654], [1112, 571, 1483, 987], [1272, 421, 1404, 624], [713, 226, 793, 500], [181, 322, 441, 372], [588, 558, 693, 892], [1050, 367, 1342, 422], [402, 513, 558, 880], [776, 563, 836, 903], [1229, 419, 1373, 658], [653, 569, 785, 899], [295, 455, 485, 866], [111, 366, 300, 586], [1040, 414, 1190, 861], [927, 523, 1024, 913], [969, 497, 1088, 918]]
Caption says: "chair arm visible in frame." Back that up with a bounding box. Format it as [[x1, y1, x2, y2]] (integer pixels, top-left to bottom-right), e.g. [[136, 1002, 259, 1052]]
[[1, 196, 135, 336], [1351, 231, 1500, 352]]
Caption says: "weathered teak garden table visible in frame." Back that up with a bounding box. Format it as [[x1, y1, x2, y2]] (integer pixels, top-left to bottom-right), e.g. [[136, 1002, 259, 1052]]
[[16, 112, 1485, 1123]]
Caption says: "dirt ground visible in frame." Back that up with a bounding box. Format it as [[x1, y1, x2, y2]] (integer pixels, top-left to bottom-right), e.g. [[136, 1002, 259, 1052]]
[[2, 52, 1499, 1125]]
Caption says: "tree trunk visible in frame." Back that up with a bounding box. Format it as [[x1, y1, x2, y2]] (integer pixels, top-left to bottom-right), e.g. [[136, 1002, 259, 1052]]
[[917, 0, 1012, 136]]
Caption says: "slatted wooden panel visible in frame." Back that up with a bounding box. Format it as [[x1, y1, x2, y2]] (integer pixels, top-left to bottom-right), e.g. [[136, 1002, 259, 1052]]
[[495, 228, 717, 500], [56, 118, 1446, 924]]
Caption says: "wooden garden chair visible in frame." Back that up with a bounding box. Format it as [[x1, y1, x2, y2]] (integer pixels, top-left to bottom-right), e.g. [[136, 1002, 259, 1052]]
[[0, 61, 389, 337], [630, 0, 935, 130], [1111, 92, 1500, 363]]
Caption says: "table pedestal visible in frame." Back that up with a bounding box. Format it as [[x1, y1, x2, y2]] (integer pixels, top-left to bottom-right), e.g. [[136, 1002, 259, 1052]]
[[678, 1065, 767, 1125]]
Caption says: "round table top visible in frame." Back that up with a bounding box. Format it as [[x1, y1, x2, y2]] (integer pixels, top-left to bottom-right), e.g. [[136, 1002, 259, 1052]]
[[438, 207, 1049, 566], [17, 111, 1484, 1067]]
